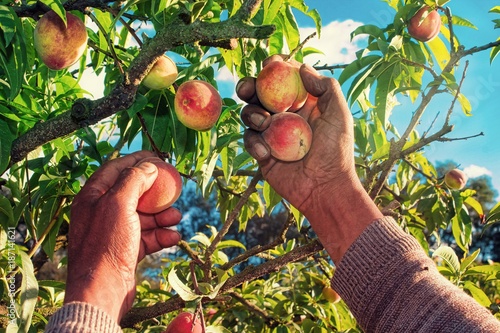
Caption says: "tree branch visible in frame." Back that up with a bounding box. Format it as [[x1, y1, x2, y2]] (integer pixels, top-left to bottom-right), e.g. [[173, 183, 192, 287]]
[[120, 239, 323, 328], [9, 0, 275, 165]]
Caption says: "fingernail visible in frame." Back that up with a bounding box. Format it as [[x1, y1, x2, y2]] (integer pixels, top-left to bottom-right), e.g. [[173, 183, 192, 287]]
[[138, 162, 157, 174], [254, 143, 269, 158], [250, 113, 266, 128], [236, 78, 247, 93]]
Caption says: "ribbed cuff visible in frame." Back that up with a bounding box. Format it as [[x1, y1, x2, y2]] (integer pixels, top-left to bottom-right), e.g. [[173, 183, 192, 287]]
[[45, 302, 122, 333], [331, 216, 431, 329]]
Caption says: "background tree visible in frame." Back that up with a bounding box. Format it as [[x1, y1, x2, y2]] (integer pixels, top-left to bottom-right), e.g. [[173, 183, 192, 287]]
[[1, 0, 500, 332]]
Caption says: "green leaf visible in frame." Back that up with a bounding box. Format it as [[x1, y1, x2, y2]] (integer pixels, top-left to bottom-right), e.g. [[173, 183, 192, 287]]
[[40, 0, 67, 26], [425, 36, 450, 70], [263, 181, 282, 214], [464, 196, 483, 217], [351, 24, 385, 40], [167, 268, 200, 301], [432, 246, 460, 275], [338, 55, 381, 86], [490, 6, 500, 14], [0, 118, 14, 173], [460, 248, 480, 273], [463, 281, 491, 307], [18, 251, 39, 333], [0, 195, 14, 230], [490, 38, 500, 63], [0, 6, 16, 46]]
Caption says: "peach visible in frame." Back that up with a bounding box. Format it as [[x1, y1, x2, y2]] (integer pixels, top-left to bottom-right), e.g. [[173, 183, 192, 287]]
[[256, 60, 308, 113], [322, 286, 341, 303], [34, 10, 88, 70], [174, 80, 222, 131], [137, 158, 182, 214], [444, 169, 468, 190], [408, 6, 441, 42], [262, 112, 312, 162], [164, 312, 202, 333], [143, 55, 178, 90]]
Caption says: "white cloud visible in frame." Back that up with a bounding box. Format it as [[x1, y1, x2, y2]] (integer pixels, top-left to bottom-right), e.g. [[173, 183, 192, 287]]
[[463, 165, 493, 178], [300, 19, 366, 66]]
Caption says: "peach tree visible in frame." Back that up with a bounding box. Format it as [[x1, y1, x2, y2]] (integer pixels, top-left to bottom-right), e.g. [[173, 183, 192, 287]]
[[0, 0, 499, 332]]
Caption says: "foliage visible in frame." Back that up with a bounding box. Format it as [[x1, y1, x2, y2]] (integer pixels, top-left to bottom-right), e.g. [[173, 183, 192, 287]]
[[0, 0, 499, 331]]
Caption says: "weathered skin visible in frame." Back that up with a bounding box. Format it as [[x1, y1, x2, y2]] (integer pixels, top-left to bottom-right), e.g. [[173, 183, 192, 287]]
[[174, 80, 222, 131], [34, 11, 88, 70]]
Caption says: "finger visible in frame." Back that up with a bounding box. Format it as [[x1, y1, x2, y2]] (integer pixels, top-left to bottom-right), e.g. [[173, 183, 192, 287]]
[[101, 161, 158, 211], [300, 64, 351, 124], [240, 105, 272, 131], [243, 130, 271, 161], [140, 207, 182, 230], [236, 77, 259, 104], [140, 229, 181, 257], [81, 151, 156, 199]]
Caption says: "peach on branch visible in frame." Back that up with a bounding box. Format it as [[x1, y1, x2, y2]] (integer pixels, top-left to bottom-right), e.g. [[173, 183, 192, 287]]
[[322, 286, 341, 303], [164, 312, 202, 333], [143, 55, 178, 90], [407, 6, 441, 42], [34, 10, 88, 70], [256, 60, 308, 113], [444, 169, 468, 190], [262, 112, 312, 162], [136, 158, 182, 214], [174, 80, 222, 131]]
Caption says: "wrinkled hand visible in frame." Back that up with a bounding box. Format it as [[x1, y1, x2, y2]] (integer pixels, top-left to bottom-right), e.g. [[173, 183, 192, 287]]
[[238, 56, 383, 263], [64, 151, 182, 322], [238, 55, 359, 218]]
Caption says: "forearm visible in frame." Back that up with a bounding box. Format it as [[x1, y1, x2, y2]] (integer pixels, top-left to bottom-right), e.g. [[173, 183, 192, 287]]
[[303, 178, 383, 263], [332, 217, 500, 333]]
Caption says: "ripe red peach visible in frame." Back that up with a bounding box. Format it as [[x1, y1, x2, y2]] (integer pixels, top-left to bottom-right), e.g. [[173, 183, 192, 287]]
[[262, 112, 312, 162], [256, 60, 308, 113], [322, 286, 341, 303], [408, 6, 441, 42], [143, 55, 178, 90], [136, 158, 182, 214], [164, 312, 202, 333], [34, 10, 88, 70], [444, 169, 468, 190], [174, 80, 222, 131]]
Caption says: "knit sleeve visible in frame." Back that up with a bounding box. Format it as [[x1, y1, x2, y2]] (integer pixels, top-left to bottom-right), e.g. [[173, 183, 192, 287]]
[[45, 302, 123, 333], [332, 216, 500, 333]]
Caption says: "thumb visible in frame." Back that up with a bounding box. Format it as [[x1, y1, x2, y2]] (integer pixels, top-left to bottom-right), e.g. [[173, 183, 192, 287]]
[[107, 161, 158, 207]]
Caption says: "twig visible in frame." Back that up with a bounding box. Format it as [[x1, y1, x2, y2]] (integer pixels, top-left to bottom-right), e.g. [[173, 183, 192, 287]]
[[203, 172, 263, 275], [437, 132, 484, 142], [284, 31, 317, 62], [120, 239, 323, 328], [445, 60, 469, 125]]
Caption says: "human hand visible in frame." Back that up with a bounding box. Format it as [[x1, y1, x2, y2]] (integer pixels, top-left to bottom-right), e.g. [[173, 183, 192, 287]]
[[64, 151, 182, 322], [238, 56, 382, 262]]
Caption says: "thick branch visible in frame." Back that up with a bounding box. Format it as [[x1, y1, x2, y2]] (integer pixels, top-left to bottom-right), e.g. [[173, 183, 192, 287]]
[[120, 240, 323, 328], [10, 1, 275, 165]]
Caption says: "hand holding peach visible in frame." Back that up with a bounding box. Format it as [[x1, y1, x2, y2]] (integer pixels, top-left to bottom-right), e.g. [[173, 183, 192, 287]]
[[136, 157, 183, 214]]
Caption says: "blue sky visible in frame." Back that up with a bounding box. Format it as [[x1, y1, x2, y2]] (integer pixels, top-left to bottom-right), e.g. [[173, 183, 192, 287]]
[[290, 0, 500, 198], [79, 1, 500, 199]]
